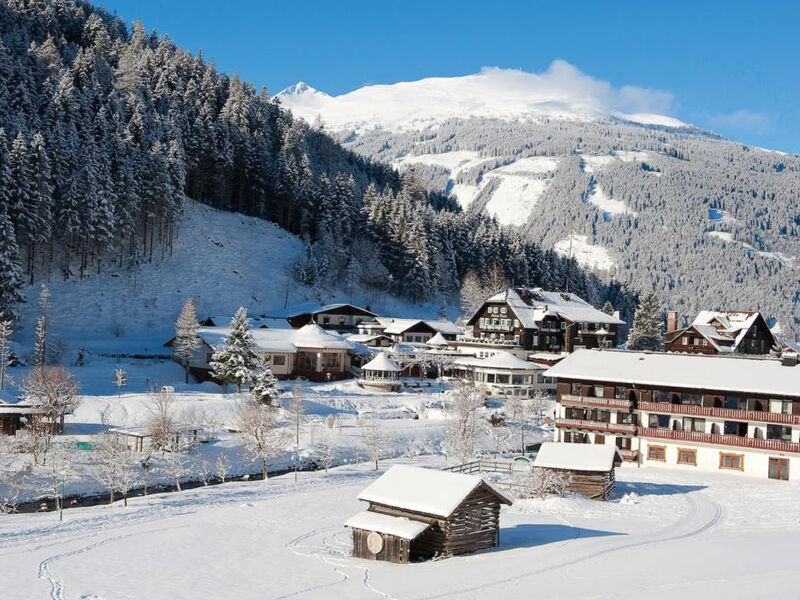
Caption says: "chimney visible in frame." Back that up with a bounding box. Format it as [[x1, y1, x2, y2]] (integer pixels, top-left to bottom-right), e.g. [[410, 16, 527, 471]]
[[781, 353, 798, 367], [667, 311, 679, 333]]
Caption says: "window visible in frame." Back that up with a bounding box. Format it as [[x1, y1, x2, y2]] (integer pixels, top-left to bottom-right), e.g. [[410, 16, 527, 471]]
[[486, 373, 495, 383], [653, 390, 668, 403], [682, 393, 702, 406], [512, 374, 524, 385], [594, 434, 605, 445], [725, 396, 745, 410], [321, 353, 339, 369], [322, 316, 330, 324], [682, 417, 705, 433], [513, 319, 519, 328], [647, 445, 666, 462], [724, 421, 748, 437], [649, 414, 670, 428], [702, 339, 708, 346], [571, 383, 582, 396], [560, 322, 566, 330], [501, 306, 507, 315], [272, 355, 286, 366], [592, 385, 604, 398], [618, 412, 635, 425], [496, 374, 510, 384], [770, 399, 792, 415], [616, 437, 632, 450], [769, 458, 790, 481], [677, 448, 697, 466], [766, 425, 792, 441], [614, 386, 627, 400], [338, 316, 345, 325], [297, 352, 316, 370], [682, 336, 688, 345], [719, 453, 744, 471]]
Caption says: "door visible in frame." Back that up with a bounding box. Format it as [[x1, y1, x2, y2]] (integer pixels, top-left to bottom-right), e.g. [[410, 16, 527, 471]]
[[769, 458, 789, 481]]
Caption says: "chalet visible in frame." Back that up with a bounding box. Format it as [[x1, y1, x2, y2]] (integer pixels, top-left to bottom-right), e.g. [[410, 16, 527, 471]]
[[165, 323, 355, 383], [345, 465, 512, 563], [264, 302, 377, 334], [451, 351, 553, 397], [346, 333, 395, 348], [358, 317, 463, 343], [358, 352, 404, 392], [533, 443, 622, 500], [200, 315, 293, 329], [458, 288, 624, 357], [664, 310, 777, 355], [546, 349, 800, 481], [0, 389, 65, 435]]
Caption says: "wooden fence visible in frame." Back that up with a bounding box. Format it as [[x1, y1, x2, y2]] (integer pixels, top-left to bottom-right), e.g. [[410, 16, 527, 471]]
[[442, 459, 524, 476]]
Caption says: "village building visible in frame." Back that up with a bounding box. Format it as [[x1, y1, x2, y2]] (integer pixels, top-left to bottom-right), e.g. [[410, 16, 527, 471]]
[[664, 310, 777, 355], [346, 333, 395, 348], [165, 323, 355, 383], [546, 349, 800, 481], [358, 352, 404, 392], [200, 315, 293, 329], [457, 288, 624, 357], [264, 302, 377, 334], [0, 388, 67, 436], [358, 317, 463, 344], [533, 443, 622, 500], [451, 351, 553, 397], [345, 465, 512, 563]]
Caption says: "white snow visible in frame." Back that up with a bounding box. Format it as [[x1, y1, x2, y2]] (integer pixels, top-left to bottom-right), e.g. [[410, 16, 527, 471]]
[[361, 352, 403, 373], [586, 183, 637, 217], [494, 156, 560, 174], [545, 348, 800, 397], [707, 230, 734, 242], [534, 442, 621, 471], [483, 176, 548, 226], [582, 151, 650, 174], [277, 62, 685, 133], [554, 235, 616, 271], [357, 464, 509, 518], [344, 510, 430, 539]]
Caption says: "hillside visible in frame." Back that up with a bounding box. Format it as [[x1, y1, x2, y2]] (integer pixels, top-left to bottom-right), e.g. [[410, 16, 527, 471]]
[[279, 68, 800, 337], [0, 0, 632, 323]]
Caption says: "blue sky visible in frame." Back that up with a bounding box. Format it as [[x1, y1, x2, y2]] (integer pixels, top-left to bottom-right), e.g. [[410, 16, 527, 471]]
[[98, 0, 799, 153]]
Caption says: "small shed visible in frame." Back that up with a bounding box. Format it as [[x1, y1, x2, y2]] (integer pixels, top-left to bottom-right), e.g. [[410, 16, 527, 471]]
[[358, 352, 404, 392], [345, 465, 512, 563], [533, 443, 622, 501]]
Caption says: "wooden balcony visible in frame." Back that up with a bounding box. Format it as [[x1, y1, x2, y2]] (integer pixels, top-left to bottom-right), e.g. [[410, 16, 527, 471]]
[[556, 418, 637, 435], [617, 449, 639, 462], [560, 394, 632, 410], [638, 401, 800, 426], [637, 427, 800, 454]]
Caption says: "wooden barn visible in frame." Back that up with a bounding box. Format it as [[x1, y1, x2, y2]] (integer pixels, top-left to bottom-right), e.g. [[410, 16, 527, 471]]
[[345, 465, 512, 563], [533, 443, 622, 501]]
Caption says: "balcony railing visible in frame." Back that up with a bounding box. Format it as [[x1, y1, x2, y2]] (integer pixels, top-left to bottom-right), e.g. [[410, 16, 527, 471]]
[[617, 449, 639, 461], [637, 427, 800, 454], [560, 394, 632, 410], [556, 418, 637, 435], [638, 401, 800, 426]]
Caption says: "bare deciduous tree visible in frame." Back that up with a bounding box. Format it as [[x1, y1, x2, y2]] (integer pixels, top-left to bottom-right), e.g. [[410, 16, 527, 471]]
[[235, 400, 287, 480], [216, 452, 230, 483], [40, 441, 75, 521], [444, 381, 484, 464], [520, 468, 573, 500], [315, 437, 337, 472], [361, 418, 389, 470]]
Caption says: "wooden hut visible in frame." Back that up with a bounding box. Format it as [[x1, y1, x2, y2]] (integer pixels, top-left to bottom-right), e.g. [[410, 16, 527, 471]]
[[345, 465, 512, 563], [533, 443, 622, 501]]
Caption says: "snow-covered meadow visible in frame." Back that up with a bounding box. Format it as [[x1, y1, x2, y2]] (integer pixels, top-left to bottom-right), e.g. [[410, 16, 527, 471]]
[[2, 456, 799, 599]]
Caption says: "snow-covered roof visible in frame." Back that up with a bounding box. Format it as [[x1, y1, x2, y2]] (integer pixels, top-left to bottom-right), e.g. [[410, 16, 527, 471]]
[[545, 349, 800, 397], [357, 465, 512, 518], [264, 302, 376, 319], [534, 443, 621, 472], [477, 351, 544, 371], [0, 388, 21, 405], [344, 511, 430, 540], [197, 327, 297, 354], [470, 288, 624, 328], [375, 317, 463, 336], [347, 334, 391, 344], [290, 323, 354, 350], [362, 352, 404, 373], [427, 331, 450, 346], [673, 310, 772, 353]]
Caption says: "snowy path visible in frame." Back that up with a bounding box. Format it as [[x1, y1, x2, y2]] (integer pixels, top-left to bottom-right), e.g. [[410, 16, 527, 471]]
[[0, 461, 798, 599]]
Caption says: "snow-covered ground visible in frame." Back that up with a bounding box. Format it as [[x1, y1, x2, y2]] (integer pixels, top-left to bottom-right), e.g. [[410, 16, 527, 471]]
[[554, 235, 615, 271], [585, 182, 637, 220], [1, 457, 798, 599]]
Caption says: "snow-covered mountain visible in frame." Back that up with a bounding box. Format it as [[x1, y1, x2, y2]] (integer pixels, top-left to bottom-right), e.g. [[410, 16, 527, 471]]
[[278, 64, 800, 337], [277, 62, 687, 132]]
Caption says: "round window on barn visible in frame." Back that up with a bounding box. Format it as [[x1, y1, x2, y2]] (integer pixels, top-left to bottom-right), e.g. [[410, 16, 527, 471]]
[[367, 531, 384, 554]]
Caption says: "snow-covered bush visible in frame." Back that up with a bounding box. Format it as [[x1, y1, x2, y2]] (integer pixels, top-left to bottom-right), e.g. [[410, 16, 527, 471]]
[[519, 468, 573, 500]]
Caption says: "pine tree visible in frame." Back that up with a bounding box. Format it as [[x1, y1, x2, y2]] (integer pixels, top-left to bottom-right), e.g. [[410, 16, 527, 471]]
[[250, 359, 279, 405], [174, 298, 201, 384], [627, 292, 663, 351], [0, 207, 23, 322], [601, 301, 614, 315], [210, 307, 258, 392], [33, 316, 47, 367]]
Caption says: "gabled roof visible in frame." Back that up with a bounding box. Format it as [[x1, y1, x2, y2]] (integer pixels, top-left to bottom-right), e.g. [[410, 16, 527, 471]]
[[362, 352, 404, 372], [344, 511, 430, 540], [194, 327, 297, 354], [264, 302, 376, 319], [534, 443, 621, 472], [374, 317, 463, 336], [666, 310, 774, 353], [357, 465, 512, 518], [468, 288, 623, 328], [427, 332, 450, 346], [545, 349, 800, 398]]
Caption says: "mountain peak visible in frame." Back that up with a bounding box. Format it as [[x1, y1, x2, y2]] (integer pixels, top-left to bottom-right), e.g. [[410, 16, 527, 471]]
[[276, 81, 329, 99]]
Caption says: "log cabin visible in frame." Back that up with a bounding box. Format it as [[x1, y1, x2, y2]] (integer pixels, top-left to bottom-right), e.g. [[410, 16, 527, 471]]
[[533, 443, 622, 500], [664, 310, 777, 355], [546, 349, 800, 481], [345, 465, 512, 563]]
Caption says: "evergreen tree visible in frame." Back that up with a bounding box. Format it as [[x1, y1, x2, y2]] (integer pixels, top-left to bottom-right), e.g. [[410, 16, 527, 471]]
[[250, 359, 279, 405], [627, 292, 663, 351], [601, 301, 614, 316], [210, 307, 258, 392], [0, 207, 23, 322], [173, 297, 201, 384]]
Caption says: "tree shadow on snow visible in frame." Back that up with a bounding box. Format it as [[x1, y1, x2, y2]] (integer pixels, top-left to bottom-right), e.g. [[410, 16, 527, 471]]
[[64, 422, 106, 435], [498, 523, 622, 550], [615, 481, 706, 497]]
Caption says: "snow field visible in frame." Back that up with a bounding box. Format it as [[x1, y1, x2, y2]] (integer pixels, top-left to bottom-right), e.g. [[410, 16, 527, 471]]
[[554, 235, 615, 271]]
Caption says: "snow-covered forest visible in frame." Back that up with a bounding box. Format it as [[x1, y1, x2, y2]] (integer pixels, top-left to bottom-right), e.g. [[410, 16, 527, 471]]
[[0, 0, 633, 325]]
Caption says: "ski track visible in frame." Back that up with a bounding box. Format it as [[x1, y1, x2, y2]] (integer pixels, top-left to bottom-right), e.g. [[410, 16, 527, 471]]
[[419, 486, 724, 599]]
